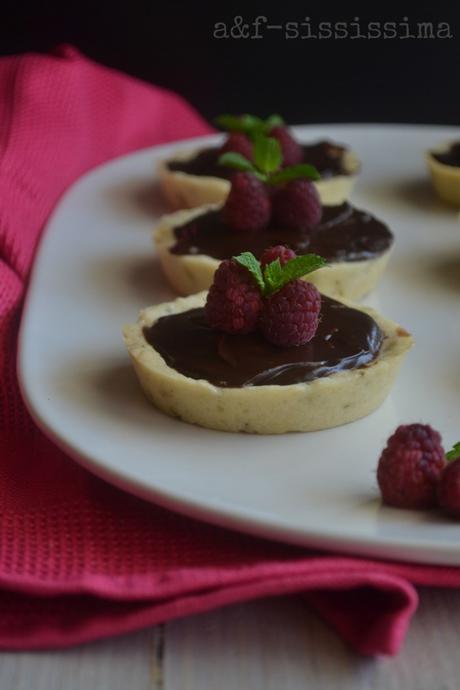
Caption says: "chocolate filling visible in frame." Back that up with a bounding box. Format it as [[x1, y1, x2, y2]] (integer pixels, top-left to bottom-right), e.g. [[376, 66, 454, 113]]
[[170, 203, 393, 263], [167, 141, 353, 179], [144, 296, 383, 387], [432, 142, 460, 168]]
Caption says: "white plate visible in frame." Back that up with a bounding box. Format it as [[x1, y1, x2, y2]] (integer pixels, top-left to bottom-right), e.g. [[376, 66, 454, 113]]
[[18, 125, 460, 566]]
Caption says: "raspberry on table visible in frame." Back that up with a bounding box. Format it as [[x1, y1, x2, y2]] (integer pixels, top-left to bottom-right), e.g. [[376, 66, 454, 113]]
[[205, 259, 264, 334], [437, 457, 460, 518], [259, 279, 321, 347], [220, 133, 253, 161], [260, 245, 296, 268], [269, 125, 304, 166], [272, 179, 322, 231], [377, 424, 446, 509], [223, 172, 271, 232]]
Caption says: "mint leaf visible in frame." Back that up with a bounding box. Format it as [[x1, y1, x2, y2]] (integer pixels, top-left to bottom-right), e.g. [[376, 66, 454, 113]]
[[262, 114, 284, 133], [264, 254, 326, 295], [215, 114, 263, 134], [253, 135, 282, 175], [216, 113, 284, 137], [263, 258, 284, 294], [234, 252, 265, 293], [278, 254, 326, 285], [218, 152, 256, 173], [447, 442, 460, 461], [234, 252, 326, 297], [269, 163, 321, 185]]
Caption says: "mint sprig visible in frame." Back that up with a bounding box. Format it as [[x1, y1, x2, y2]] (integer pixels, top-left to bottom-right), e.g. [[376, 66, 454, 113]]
[[218, 152, 257, 175], [446, 442, 460, 462], [270, 163, 321, 185], [233, 252, 265, 292], [252, 134, 282, 175], [263, 255, 326, 294], [215, 114, 263, 135], [234, 251, 326, 297], [262, 114, 284, 133], [215, 113, 284, 138], [218, 134, 319, 185]]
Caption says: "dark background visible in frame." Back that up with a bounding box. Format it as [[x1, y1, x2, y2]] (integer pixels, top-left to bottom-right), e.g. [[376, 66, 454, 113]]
[[1, 1, 459, 126]]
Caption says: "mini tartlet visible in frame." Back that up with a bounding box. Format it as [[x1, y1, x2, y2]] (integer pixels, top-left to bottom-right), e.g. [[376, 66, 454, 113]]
[[160, 113, 360, 210], [426, 142, 460, 206], [160, 142, 360, 209], [154, 202, 393, 300], [123, 291, 413, 434]]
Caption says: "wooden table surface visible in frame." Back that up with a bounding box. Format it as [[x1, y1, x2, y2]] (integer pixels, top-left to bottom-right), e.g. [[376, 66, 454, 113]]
[[2, 588, 460, 689]]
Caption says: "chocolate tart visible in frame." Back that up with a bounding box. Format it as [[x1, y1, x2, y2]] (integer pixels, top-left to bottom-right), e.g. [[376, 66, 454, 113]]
[[154, 203, 393, 300], [123, 291, 413, 434], [159, 141, 360, 210], [427, 142, 460, 206]]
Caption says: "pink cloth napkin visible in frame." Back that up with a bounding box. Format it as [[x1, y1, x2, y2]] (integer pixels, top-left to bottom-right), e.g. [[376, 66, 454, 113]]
[[1, 46, 460, 657]]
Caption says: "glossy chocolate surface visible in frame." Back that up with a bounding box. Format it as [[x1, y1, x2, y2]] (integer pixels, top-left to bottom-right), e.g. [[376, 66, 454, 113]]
[[171, 203, 393, 263], [144, 297, 383, 387], [167, 141, 352, 179]]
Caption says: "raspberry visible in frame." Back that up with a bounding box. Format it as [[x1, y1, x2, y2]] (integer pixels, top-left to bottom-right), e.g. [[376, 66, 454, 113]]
[[220, 133, 253, 160], [377, 424, 446, 509], [269, 125, 303, 166], [272, 179, 322, 231], [223, 172, 271, 232], [437, 458, 460, 518], [260, 245, 296, 267], [205, 259, 263, 334], [259, 280, 321, 347]]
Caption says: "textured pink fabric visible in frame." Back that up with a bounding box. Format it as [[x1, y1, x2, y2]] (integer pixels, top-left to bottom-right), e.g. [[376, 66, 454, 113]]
[[1, 47, 460, 657]]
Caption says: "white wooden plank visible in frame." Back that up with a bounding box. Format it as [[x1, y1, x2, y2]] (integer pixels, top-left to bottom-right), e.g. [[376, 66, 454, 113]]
[[0, 627, 161, 690], [163, 590, 460, 690]]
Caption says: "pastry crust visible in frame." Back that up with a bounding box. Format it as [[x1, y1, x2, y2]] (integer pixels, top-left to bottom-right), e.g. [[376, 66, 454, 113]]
[[123, 292, 413, 434], [426, 145, 460, 206], [153, 205, 392, 301], [159, 147, 361, 210]]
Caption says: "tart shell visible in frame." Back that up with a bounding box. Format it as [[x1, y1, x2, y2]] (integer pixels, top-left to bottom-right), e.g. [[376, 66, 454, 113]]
[[426, 146, 460, 206], [159, 148, 361, 210], [123, 292, 413, 435], [154, 205, 392, 301]]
